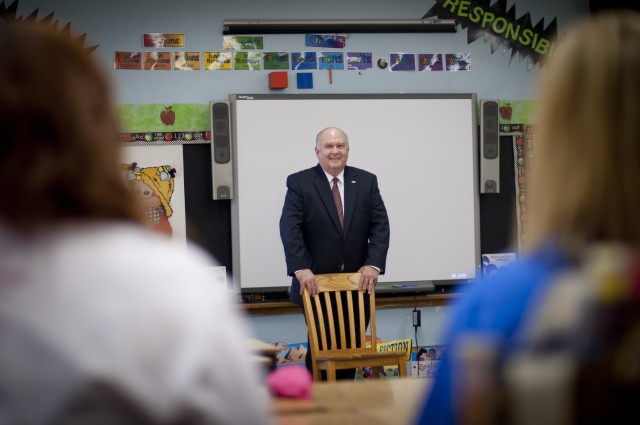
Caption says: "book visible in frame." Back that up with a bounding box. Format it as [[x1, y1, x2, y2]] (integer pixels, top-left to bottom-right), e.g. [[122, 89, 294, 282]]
[[481, 253, 517, 277]]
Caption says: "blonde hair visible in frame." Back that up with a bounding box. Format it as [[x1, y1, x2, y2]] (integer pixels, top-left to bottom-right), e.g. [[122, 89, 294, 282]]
[[0, 22, 143, 232], [527, 11, 640, 255]]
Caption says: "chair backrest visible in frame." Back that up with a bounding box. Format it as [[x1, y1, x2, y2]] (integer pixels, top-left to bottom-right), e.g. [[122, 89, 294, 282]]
[[302, 273, 377, 357]]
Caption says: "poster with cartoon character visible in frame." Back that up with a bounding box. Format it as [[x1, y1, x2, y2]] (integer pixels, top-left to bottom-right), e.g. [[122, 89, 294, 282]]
[[120, 145, 187, 247]]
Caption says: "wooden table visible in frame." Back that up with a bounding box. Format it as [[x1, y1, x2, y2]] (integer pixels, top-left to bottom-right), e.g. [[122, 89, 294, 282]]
[[272, 377, 432, 425], [242, 293, 457, 316]]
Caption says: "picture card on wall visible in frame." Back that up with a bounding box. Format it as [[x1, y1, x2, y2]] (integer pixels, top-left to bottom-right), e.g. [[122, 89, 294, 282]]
[[445, 53, 471, 71], [418, 54, 443, 71], [264, 52, 291, 70], [318, 52, 344, 70], [347, 52, 373, 70], [204, 52, 232, 70], [114, 51, 141, 70], [144, 52, 172, 70], [389, 53, 416, 71], [223, 36, 264, 50], [174, 52, 201, 70], [234, 52, 262, 70], [143, 33, 184, 48], [291, 52, 318, 70], [305, 34, 346, 48]]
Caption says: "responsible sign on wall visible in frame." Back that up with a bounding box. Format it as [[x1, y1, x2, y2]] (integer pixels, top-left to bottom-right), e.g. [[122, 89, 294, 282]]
[[423, 0, 559, 70]]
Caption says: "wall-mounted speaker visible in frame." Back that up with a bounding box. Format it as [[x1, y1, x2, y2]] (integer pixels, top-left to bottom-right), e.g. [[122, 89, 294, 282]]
[[480, 99, 500, 193], [210, 101, 234, 200]]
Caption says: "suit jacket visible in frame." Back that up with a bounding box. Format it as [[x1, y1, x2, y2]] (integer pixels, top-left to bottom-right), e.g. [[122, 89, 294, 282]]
[[279, 164, 390, 305]]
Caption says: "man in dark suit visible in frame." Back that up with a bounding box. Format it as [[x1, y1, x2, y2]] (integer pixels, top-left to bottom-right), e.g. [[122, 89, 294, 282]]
[[279, 127, 390, 380]]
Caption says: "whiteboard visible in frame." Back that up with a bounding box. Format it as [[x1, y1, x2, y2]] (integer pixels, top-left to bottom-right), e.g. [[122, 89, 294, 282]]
[[229, 94, 480, 292]]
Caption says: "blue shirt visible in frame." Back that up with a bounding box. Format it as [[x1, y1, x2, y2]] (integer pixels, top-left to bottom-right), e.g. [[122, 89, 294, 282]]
[[414, 243, 569, 425]]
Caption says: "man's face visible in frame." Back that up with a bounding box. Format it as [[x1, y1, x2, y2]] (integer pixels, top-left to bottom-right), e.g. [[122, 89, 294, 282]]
[[315, 129, 349, 176]]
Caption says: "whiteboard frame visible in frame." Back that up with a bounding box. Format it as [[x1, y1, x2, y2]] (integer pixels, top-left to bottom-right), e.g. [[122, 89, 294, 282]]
[[229, 93, 481, 293]]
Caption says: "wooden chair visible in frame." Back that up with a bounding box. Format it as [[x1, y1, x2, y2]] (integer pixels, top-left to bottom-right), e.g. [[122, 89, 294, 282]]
[[302, 272, 408, 381]]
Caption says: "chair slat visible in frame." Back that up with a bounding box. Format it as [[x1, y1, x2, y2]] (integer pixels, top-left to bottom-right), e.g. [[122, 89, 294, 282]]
[[335, 292, 346, 349], [324, 292, 337, 349], [346, 290, 356, 349], [357, 290, 366, 350], [314, 294, 327, 350], [369, 290, 377, 347]]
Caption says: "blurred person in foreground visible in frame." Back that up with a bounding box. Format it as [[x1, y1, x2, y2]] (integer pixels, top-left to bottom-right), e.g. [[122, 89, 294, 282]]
[[0, 22, 270, 425], [416, 10, 640, 425]]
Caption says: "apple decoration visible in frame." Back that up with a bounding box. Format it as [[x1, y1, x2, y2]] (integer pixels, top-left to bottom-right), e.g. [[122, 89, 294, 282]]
[[160, 106, 175, 126], [165, 132, 174, 141], [145, 133, 153, 142], [204, 132, 211, 140], [499, 102, 512, 121], [185, 133, 193, 141]]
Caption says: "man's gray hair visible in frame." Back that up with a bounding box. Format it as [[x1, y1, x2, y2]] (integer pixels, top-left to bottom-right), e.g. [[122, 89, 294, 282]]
[[315, 127, 349, 147]]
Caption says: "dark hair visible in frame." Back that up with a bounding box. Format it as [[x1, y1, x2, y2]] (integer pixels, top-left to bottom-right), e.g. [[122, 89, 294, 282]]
[[0, 22, 143, 232]]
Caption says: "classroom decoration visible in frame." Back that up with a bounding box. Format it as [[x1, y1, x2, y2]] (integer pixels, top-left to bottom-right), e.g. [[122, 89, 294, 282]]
[[389, 53, 416, 71], [120, 145, 187, 247], [233, 51, 262, 70], [318, 52, 344, 70], [143, 33, 184, 48], [268, 71, 289, 89], [422, 0, 559, 70], [174, 52, 201, 70], [118, 104, 211, 145], [291, 52, 318, 70], [347, 52, 373, 70], [418, 54, 443, 71], [410, 344, 446, 378], [204, 52, 232, 70], [445, 53, 471, 71], [481, 253, 517, 276], [499, 122, 536, 250], [223, 35, 264, 50], [305, 34, 346, 48], [273, 342, 308, 368], [114, 51, 142, 70], [144, 52, 172, 70], [263, 52, 290, 70], [296, 72, 313, 89]]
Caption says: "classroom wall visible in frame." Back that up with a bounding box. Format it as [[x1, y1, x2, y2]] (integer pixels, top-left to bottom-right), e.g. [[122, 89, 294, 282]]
[[14, 0, 590, 346]]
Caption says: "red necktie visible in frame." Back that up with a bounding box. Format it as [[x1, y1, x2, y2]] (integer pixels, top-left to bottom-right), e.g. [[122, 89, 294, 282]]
[[332, 177, 344, 230]]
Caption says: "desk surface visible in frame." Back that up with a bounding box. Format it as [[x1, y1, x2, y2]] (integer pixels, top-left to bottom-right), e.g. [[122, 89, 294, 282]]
[[272, 377, 431, 425]]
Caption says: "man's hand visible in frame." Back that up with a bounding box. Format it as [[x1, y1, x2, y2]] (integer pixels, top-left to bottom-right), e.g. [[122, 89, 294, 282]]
[[357, 265, 380, 294], [295, 269, 318, 297]]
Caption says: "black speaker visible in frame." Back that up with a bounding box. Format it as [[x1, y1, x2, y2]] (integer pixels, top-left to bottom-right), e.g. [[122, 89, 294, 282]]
[[210, 101, 234, 200], [480, 100, 500, 193]]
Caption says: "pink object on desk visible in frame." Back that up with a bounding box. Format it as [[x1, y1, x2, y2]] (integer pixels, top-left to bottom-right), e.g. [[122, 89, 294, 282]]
[[267, 366, 313, 400]]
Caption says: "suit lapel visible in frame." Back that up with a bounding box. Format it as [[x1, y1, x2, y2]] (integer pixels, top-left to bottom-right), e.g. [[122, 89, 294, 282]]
[[313, 164, 343, 232], [343, 167, 358, 234]]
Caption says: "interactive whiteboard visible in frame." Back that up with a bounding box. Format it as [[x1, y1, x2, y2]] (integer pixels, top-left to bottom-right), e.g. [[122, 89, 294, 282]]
[[229, 94, 480, 292]]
